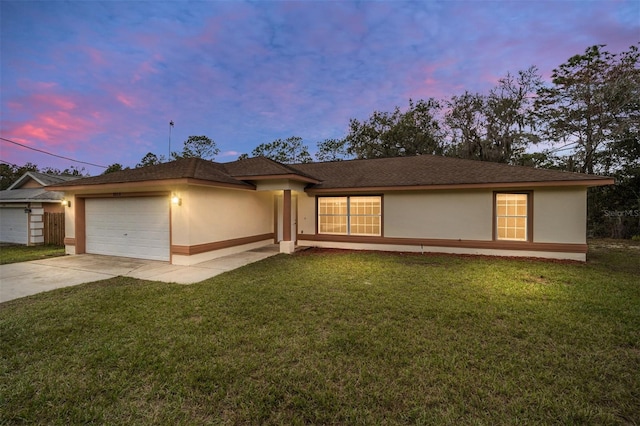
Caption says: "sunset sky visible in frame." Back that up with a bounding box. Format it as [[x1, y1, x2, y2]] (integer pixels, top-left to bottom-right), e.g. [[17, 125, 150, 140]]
[[1, 1, 638, 175]]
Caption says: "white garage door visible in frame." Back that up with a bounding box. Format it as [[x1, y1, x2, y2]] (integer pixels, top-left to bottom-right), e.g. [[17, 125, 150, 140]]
[[86, 197, 170, 261], [0, 207, 28, 244]]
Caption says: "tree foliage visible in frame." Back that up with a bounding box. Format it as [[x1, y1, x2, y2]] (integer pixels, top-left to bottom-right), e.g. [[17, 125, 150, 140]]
[[243, 136, 312, 164], [103, 163, 128, 174], [315, 138, 350, 162], [535, 44, 640, 174], [172, 135, 219, 160], [136, 152, 165, 168], [0, 162, 39, 190], [445, 67, 542, 164], [344, 98, 443, 159]]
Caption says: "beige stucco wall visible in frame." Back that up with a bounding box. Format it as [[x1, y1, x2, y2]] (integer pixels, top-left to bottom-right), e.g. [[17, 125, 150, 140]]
[[62, 193, 77, 254], [255, 179, 308, 192], [533, 187, 586, 244], [299, 188, 587, 244], [298, 193, 316, 236], [172, 185, 273, 246], [384, 190, 492, 240], [298, 190, 493, 240], [296, 187, 589, 260], [21, 179, 42, 189], [63, 193, 76, 238]]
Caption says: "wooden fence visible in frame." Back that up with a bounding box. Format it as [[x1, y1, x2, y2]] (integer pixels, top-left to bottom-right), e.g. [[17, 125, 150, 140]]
[[44, 212, 65, 246]]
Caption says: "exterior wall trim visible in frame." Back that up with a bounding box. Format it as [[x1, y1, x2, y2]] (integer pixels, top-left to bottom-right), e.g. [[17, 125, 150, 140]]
[[297, 234, 587, 254], [172, 232, 275, 256], [306, 179, 614, 194]]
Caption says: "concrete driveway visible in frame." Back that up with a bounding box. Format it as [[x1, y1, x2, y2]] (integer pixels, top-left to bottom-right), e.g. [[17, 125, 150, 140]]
[[0, 246, 279, 303]]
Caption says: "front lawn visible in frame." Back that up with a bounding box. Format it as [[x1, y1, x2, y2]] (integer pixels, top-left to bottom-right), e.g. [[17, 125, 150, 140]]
[[1, 245, 638, 424], [0, 244, 65, 264]]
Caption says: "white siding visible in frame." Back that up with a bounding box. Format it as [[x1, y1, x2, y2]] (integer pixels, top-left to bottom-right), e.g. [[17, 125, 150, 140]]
[[0, 208, 28, 244]]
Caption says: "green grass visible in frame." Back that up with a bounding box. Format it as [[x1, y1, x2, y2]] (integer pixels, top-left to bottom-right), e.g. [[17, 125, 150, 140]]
[[0, 244, 65, 264], [1, 244, 639, 424]]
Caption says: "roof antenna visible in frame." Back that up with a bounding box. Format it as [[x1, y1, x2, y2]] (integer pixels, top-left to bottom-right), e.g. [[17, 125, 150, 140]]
[[169, 120, 174, 160]]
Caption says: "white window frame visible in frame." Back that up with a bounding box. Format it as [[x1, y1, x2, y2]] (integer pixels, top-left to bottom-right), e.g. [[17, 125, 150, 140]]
[[318, 196, 382, 236], [495, 192, 530, 242]]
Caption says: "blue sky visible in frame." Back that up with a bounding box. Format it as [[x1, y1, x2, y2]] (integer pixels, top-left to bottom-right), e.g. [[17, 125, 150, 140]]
[[1, 0, 638, 174]]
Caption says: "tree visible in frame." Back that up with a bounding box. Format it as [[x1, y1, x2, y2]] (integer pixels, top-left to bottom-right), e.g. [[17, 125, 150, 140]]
[[444, 91, 485, 160], [445, 67, 542, 164], [315, 138, 350, 162], [0, 162, 86, 189], [40, 166, 85, 176], [247, 136, 312, 164], [103, 163, 127, 174], [0, 162, 38, 190], [136, 152, 165, 168], [535, 44, 640, 174], [345, 98, 443, 159], [172, 135, 219, 160]]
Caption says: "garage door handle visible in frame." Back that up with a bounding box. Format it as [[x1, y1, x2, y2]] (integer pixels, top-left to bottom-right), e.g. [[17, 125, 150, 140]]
[[123, 233, 128, 236]]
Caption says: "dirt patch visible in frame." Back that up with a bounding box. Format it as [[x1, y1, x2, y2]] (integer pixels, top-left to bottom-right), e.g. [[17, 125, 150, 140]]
[[523, 274, 553, 285], [589, 238, 640, 249]]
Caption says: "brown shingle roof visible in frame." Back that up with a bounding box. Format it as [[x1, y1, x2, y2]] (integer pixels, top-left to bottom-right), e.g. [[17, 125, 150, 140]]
[[49, 158, 253, 189], [292, 155, 613, 190], [47, 155, 613, 192], [223, 157, 319, 182]]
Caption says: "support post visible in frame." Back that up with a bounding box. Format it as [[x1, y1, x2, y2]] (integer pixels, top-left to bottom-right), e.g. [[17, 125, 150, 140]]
[[280, 189, 295, 254]]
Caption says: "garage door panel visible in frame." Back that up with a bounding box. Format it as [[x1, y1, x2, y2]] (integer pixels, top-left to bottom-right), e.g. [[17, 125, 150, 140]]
[[85, 197, 170, 261], [0, 208, 28, 244]]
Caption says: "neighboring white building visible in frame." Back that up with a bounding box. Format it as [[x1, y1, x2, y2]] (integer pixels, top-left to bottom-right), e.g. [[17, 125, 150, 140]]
[[0, 172, 79, 245]]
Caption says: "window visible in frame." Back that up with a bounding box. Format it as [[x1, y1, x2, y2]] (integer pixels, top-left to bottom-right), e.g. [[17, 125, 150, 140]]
[[495, 193, 529, 241], [318, 196, 381, 236]]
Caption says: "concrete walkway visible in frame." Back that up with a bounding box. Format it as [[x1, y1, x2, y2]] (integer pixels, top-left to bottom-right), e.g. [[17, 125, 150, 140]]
[[0, 245, 280, 303]]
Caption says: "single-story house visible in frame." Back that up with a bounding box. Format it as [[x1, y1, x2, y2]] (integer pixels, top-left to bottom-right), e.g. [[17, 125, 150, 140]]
[[0, 171, 79, 245], [46, 155, 614, 263]]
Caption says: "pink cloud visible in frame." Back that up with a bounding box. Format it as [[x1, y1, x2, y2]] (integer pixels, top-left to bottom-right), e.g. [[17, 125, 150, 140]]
[[78, 46, 107, 66], [6, 110, 100, 146], [116, 93, 136, 107], [17, 79, 58, 92], [10, 124, 49, 141], [132, 57, 161, 83], [31, 93, 76, 111]]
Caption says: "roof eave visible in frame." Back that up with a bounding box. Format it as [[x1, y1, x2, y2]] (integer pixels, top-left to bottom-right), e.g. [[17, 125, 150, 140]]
[[0, 199, 63, 203], [305, 178, 615, 194], [46, 177, 256, 193], [231, 173, 322, 184]]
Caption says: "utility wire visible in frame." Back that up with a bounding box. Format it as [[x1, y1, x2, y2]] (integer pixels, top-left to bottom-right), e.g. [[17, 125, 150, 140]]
[[0, 137, 108, 168], [0, 159, 19, 167]]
